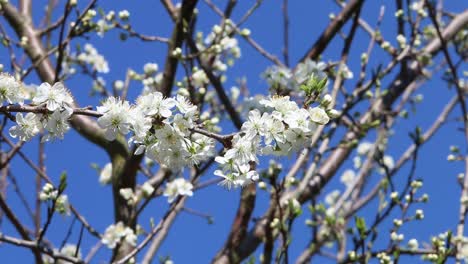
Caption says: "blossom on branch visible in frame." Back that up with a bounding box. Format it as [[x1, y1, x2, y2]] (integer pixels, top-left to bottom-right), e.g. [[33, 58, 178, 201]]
[[0, 74, 23, 106], [33, 82, 73, 112], [9, 112, 42, 141]]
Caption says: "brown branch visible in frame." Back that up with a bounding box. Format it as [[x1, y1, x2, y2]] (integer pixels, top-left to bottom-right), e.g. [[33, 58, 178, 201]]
[[18, 0, 32, 17], [159, 0, 198, 96], [161, 0, 178, 21], [212, 184, 256, 263], [0, 233, 83, 264], [114, 196, 187, 264], [300, 0, 365, 61]]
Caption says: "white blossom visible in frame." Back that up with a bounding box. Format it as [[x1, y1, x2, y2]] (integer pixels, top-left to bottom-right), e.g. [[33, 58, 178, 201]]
[[163, 178, 193, 203], [43, 244, 82, 264], [0, 74, 23, 105], [43, 109, 72, 141], [33, 82, 73, 112], [407, 239, 419, 250], [55, 194, 71, 216], [415, 209, 424, 219], [260, 96, 298, 116], [136, 92, 175, 118], [119, 188, 137, 205], [357, 141, 373, 155], [9, 113, 42, 141], [295, 59, 327, 84], [191, 69, 208, 87], [262, 113, 285, 144], [143, 63, 158, 74], [102, 222, 137, 249], [241, 109, 265, 139], [141, 182, 155, 197], [77, 44, 109, 73], [99, 163, 112, 184], [39, 183, 58, 201], [309, 107, 330, 125], [262, 65, 293, 89], [118, 10, 130, 20], [325, 190, 340, 206], [340, 169, 356, 187], [128, 108, 151, 141], [175, 95, 197, 118], [339, 63, 354, 79], [391, 231, 404, 242], [378, 155, 395, 174], [114, 80, 124, 90], [224, 135, 258, 164], [97, 97, 132, 141]]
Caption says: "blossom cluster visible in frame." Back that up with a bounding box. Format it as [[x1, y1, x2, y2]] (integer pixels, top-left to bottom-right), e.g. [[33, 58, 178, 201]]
[[263, 59, 353, 93], [76, 44, 110, 73], [215, 95, 335, 189], [118, 182, 156, 205], [0, 73, 24, 106], [8, 81, 74, 142], [163, 178, 193, 203], [43, 244, 82, 264], [96, 92, 215, 171], [101, 221, 137, 249], [39, 183, 71, 216], [353, 140, 395, 174], [197, 19, 242, 72]]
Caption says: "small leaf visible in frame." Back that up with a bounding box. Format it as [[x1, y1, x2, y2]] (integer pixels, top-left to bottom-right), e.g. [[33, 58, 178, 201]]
[[59, 171, 67, 193], [355, 217, 367, 238]]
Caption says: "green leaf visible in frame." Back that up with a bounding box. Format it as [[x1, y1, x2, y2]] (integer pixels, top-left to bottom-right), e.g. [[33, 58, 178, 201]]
[[58, 171, 67, 193], [355, 217, 367, 238]]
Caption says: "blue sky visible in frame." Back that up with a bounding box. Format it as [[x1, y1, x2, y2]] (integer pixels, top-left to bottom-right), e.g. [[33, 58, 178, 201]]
[[0, 0, 466, 263]]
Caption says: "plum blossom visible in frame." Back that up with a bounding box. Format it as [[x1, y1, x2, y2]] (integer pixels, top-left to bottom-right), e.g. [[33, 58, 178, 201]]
[[136, 91, 175, 118], [99, 163, 112, 184], [214, 157, 259, 189], [55, 194, 71, 216], [216, 95, 334, 188], [0, 74, 23, 105], [43, 244, 82, 264], [101, 222, 137, 249], [39, 183, 58, 201], [163, 178, 193, 203], [175, 95, 197, 118], [97, 97, 132, 141], [128, 108, 152, 140], [340, 169, 356, 187], [357, 141, 373, 155], [77, 44, 109, 73], [143, 62, 158, 74], [241, 109, 265, 139], [224, 135, 259, 164], [9, 113, 42, 141], [262, 65, 293, 90], [42, 109, 72, 141], [191, 69, 208, 87], [309, 107, 330, 125], [119, 188, 138, 205], [38, 183, 69, 215], [295, 59, 327, 84], [141, 182, 155, 197], [32, 82, 73, 112], [378, 155, 395, 174]]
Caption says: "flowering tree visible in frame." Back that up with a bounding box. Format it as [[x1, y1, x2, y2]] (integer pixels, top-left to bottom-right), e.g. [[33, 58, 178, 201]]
[[0, 0, 467, 263]]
